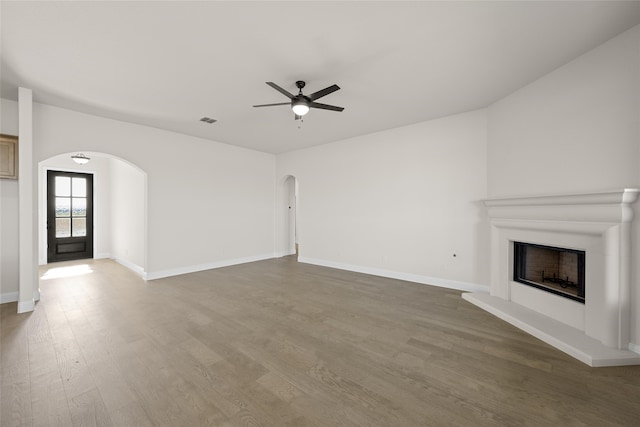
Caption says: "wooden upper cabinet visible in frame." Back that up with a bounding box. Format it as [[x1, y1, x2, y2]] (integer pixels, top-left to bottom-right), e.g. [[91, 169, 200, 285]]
[[0, 134, 18, 179]]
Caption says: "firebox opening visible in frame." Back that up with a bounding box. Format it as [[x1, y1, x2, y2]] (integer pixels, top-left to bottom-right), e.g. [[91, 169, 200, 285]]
[[513, 242, 585, 303]]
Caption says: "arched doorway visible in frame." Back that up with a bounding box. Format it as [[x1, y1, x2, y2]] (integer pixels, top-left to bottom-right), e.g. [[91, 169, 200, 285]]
[[38, 152, 148, 275], [280, 175, 299, 258]]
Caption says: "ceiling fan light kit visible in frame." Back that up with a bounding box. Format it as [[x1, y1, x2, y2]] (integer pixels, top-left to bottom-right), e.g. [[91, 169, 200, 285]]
[[291, 99, 310, 116], [253, 80, 344, 120]]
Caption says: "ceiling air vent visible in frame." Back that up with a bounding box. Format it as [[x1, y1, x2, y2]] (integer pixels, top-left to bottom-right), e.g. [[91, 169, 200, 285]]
[[200, 117, 217, 124]]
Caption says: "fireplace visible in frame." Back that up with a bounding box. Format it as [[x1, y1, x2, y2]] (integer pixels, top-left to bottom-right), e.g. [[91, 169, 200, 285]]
[[462, 189, 640, 366], [513, 242, 585, 303]]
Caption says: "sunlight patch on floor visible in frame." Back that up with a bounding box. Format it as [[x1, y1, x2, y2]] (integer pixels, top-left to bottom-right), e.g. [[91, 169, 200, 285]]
[[41, 264, 94, 280]]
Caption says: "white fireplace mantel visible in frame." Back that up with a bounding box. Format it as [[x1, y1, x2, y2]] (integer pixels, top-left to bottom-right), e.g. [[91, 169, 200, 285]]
[[463, 189, 640, 366]]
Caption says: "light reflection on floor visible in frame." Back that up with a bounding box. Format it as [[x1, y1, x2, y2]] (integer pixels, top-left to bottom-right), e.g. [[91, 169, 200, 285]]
[[40, 264, 94, 280]]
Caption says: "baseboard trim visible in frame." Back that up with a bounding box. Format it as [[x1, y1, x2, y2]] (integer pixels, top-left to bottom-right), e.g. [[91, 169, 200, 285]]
[[17, 299, 35, 313], [94, 252, 112, 260], [297, 257, 489, 293], [112, 257, 145, 277], [630, 342, 640, 355], [274, 250, 296, 258], [0, 291, 19, 304], [145, 253, 276, 281]]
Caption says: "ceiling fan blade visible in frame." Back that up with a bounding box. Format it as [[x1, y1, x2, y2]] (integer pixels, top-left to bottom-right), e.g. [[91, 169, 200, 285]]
[[308, 84, 340, 101], [253, 102, 290, 108], [266, 82, 294, 99], [309, 101, 344, 112]]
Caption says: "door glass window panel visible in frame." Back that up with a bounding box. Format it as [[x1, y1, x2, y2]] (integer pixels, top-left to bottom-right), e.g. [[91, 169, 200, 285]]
[[72, 198, 87, 217], [56, 218, 71, 237], [55, 197, 71, 217], [72, 178, 86, 197], [55, 176, 71, 196], [72, 218, 86, 237], [48, 170, 94, 262]]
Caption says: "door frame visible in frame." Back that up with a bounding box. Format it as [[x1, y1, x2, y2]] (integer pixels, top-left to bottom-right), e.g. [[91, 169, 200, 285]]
[[40, 165, 98, 265], [279, 174, 299, 257], [46, 169, 94, 263]]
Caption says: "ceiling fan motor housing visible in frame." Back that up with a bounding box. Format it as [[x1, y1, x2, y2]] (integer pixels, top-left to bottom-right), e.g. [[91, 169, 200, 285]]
[[292, 95, 310, 106]]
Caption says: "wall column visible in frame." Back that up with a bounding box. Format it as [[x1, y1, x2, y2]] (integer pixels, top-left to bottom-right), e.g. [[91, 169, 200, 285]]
[[18, 87, 37, 313]]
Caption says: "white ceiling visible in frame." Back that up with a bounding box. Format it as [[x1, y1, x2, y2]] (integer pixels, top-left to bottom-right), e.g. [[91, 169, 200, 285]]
[[2, 1, 640, 154]]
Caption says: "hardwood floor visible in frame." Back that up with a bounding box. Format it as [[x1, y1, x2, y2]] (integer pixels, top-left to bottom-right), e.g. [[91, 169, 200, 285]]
[[2, 257, 640, 426]]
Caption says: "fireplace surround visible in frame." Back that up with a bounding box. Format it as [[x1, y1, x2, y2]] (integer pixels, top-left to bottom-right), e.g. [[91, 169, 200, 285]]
[[463, 189, 640, 366]]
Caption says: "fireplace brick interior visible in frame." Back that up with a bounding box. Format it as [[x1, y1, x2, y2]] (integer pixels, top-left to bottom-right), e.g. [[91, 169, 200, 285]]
[[514, 242, 585, 302], [524, 246, 579, 284]]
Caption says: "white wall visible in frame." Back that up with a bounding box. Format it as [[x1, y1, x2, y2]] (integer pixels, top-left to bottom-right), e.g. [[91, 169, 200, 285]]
[[109, 157, 145, 272], [0, 99, 19, 302], [30, 103, 275, 279], [487, 25, 640, 347], [487, 25, 640, 197], [277, 109, 489, 291]]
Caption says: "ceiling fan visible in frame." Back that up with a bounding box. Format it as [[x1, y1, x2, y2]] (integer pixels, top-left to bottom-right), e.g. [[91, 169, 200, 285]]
[[253, 81, 344, 120]]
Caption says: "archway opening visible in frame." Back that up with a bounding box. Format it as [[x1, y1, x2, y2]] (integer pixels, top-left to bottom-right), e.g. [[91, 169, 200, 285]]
[[38, 152, 148, 276], [280, 175, 299, 258]]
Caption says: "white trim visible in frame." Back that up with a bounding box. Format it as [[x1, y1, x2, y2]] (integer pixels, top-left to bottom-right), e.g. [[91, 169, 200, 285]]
[[0, 291, 19, 304], [484, 188, 639, 207], [112, 257, 145, 277], [629, 342, 640, 355], [144, 253, 276, 281], [17, 299, 35, 313], [34, 289, 40, 302], [94, 252, 112, 260], [298, 257, 489, 293], [463, 292, 640, 367], [274, 250, 296, 258]]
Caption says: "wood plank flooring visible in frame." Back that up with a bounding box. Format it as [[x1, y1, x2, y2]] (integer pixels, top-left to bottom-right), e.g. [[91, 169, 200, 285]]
[[2, 257, 640, 426]]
